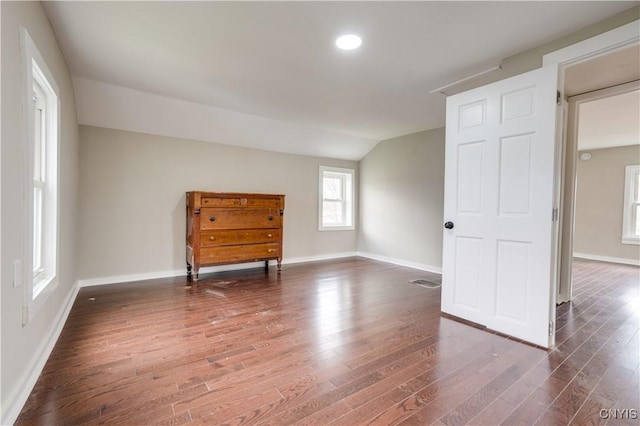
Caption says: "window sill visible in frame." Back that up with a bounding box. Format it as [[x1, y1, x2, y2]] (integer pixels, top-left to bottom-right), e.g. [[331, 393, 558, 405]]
[[621, 237, 640, 246], [319, 226, 355, 232]]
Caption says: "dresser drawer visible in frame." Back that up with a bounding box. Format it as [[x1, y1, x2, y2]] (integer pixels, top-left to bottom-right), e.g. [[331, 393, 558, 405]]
[[200, 229, 281, 247], [200, 196, 282, 208], [200, 208, 281, 230], [246, 198, 282, 208], [201, 197, 242, 207], [200, 244, 280, 264]]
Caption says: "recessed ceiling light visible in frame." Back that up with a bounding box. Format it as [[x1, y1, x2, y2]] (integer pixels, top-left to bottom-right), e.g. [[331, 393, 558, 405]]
[[336, 34, 362, 50]]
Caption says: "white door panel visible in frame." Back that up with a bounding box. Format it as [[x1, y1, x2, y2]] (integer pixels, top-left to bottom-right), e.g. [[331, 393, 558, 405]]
[[442, 65, 559, 348]]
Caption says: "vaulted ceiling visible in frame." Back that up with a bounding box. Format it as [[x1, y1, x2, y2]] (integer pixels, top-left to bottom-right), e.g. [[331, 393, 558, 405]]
[[43, 1, 636, 159]]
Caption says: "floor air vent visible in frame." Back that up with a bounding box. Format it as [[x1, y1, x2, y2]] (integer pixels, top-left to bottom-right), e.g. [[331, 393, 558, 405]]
[[409, 279, 441, 289]]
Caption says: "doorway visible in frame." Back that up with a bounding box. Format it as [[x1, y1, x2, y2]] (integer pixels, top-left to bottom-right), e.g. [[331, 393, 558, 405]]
[[557, 44, 640, 305]]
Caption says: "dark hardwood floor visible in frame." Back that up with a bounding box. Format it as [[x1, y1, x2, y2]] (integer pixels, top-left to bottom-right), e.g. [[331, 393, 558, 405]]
[[16, 257, 639, 425]]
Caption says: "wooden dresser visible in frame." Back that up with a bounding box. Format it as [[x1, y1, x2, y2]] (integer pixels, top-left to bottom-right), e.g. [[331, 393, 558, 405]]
[[186, 192, 285, 281]]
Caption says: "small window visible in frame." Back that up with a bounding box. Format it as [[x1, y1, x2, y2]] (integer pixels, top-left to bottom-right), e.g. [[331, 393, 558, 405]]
[[622, 165, 640, 245], [319, 166, 355, 230], [22, 28, 59, 320]]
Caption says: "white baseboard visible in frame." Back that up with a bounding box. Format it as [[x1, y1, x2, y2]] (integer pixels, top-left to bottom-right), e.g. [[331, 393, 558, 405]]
[[573, 252, 640, 267], [356, 251, 442, 274], [2, 280, 80, 426], [77, 252, 360, 288], [77, 270, 179, 287], [283, 252, 358, 265]]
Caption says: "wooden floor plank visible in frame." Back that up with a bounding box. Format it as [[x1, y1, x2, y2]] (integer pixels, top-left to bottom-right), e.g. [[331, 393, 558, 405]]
[[15, 257, 639, 425]]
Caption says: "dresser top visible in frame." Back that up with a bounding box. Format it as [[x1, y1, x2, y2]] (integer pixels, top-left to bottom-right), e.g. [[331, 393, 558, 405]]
[[186, 191, 285, 198], [186, 192, 285, 210]]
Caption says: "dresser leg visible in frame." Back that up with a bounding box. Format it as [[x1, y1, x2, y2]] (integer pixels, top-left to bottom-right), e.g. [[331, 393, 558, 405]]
[[264, 261, 269, 271], [277, 260, 282, 273]]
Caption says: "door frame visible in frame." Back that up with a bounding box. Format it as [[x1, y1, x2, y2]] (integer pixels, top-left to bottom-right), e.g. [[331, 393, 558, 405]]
[[543, 20, 639, 304]]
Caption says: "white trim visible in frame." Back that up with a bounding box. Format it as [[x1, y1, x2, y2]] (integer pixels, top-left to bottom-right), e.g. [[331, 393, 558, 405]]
[[77, 252, 441, 290], [0, 4, 3, 419], [429, 65, 501, 95], [78, 263, 267, 287], [622, 237, 640, 246], [570, 80, 639, 103], [77, 252, 359, 288], [78, 270, 187, 288], [357, 251, 442, 274], [543, 20, 640, 67], [622, 164, 640, 245], [285, 252, 357, 265], [1, 281, 80, 426], [573, 253, 640, 267]]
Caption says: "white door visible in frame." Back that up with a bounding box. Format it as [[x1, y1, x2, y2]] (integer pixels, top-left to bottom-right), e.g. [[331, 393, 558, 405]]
[[442, 64, 559, 348]]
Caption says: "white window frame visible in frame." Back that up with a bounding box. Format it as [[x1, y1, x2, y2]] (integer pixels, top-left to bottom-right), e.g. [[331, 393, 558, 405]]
[[21, 28, 60, 324], [622, 164, 640, 245], [319, 166, 355, 231]]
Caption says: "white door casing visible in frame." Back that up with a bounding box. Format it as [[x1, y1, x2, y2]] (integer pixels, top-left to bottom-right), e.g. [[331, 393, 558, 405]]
[[544, 20, 640, 305], [442, 64, 559, 348]]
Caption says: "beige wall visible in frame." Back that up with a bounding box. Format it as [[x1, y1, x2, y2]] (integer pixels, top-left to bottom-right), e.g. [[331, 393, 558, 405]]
[[574, 145, 640, 263], [448, 6, 639, 95], [358, 128, 445, 271], [500, 6, 639, 79], [78, 125, 358, 281], [1, 1, 80, 421]]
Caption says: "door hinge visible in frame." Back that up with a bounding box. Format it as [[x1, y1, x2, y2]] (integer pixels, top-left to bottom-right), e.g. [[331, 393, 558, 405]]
[[549, 321, 554, 337], [552, 207, 558, 221], [556, 90, 561, 106]]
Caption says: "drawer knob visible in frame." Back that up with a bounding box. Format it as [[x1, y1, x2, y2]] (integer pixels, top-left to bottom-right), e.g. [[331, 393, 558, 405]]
[[209, 216, 216, 222], [209, 236, 215, 241], [268, 249, 276, 253], [268, 215, 273, 221], [267, 233, 273, 238]]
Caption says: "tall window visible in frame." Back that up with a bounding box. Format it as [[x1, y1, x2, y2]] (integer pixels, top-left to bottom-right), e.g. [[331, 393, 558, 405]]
[[319, 166, 355, 230], [622, 165, 640, 245], [22, 29, 59, 312]]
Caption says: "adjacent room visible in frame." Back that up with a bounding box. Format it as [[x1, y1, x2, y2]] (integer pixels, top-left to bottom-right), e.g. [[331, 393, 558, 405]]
[[2, 2, 639, 424], [573, 89, 640, 265]]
